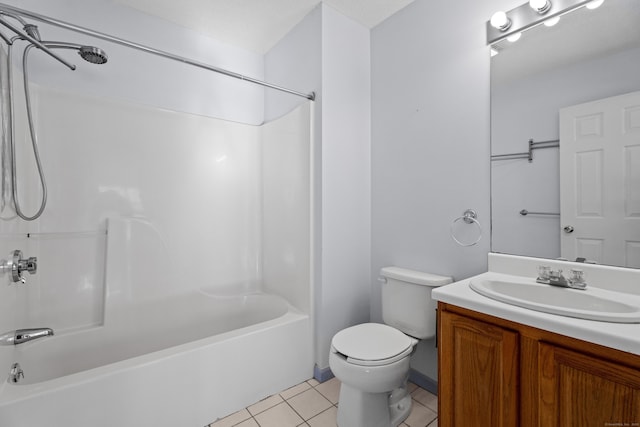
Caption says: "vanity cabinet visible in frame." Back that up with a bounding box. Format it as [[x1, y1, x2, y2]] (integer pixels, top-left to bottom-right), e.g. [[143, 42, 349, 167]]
[[438, 310, 518, 427], [438, 302, 640, 427]]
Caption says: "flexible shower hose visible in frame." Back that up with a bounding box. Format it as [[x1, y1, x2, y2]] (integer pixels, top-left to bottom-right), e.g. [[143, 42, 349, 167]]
[[4, 41, 48, 221]]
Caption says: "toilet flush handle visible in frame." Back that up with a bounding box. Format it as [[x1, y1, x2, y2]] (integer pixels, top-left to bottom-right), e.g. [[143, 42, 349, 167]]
[[378, 276, 387, 284]]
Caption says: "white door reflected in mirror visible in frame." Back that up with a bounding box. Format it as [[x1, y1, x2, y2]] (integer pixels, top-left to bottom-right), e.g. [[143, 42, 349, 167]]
[[559, 91, 640, 267]]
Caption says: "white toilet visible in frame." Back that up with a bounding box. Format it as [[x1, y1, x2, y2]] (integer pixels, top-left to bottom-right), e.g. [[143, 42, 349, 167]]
[[329, 267, 452, 427]]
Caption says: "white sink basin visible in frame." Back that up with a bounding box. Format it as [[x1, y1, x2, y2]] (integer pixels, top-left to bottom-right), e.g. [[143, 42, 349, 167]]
[[469, 276, 640, 323]]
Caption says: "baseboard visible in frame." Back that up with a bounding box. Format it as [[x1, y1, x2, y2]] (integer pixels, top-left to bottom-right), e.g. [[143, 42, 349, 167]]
[[408, 369, 438, 395], [313, 365, 334, 383]]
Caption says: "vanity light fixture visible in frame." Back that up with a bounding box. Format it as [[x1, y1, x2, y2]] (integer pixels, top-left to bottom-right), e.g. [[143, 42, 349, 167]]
[[487, 0, 600, 45], [544, 16, 561, 26], [529, 0, 552, 14], [507, 32, 522, 42], [586, 0, 604, 9], [490, 11, 512, 31]]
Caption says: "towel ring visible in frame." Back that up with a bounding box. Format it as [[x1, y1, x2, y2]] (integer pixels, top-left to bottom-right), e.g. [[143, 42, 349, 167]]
[[450, 209, 482, 247]]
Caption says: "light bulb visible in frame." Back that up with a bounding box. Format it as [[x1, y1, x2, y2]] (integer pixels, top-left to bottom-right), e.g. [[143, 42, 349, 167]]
[[544, 16, 560, 26], [507, 32, 522, 42], [490, 11, 511, 31], [529, 0, 551, 13], [586, 0, 604, 9]]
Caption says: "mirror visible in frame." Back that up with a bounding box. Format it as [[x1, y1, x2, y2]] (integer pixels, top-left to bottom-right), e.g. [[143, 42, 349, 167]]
[[490, 0, 640, 268]]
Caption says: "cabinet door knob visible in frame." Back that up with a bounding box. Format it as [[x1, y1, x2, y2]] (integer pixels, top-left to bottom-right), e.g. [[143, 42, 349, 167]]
[[563, 226, 574, 233]]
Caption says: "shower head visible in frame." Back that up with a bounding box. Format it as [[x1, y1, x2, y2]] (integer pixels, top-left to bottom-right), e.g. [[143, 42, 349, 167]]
[[23, 24, 41, 41], [30, 41, 109, 66], [78, 46, 108, 65]]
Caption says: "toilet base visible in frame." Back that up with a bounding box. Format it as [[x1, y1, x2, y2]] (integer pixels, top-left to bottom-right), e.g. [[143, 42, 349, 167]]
[[336, 383, 412, 427], [388, 386, 412, 426]]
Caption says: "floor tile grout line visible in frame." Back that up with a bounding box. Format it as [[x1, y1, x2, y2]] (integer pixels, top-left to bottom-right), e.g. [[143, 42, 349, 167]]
[[210, 378, 437, 427], [223, 380, 322, 426], [283, 399, 306, 423], [299, 404, 338, 424], [282, 381, 335, 421]]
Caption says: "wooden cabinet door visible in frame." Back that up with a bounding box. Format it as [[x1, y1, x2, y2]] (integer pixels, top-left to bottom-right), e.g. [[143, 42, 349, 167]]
[[439, 311, 519, 427], [538, 342, 640, 427]]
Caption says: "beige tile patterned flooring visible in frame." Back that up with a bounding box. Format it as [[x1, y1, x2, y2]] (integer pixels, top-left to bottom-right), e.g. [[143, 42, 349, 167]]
[[208, 377, 438, 427]]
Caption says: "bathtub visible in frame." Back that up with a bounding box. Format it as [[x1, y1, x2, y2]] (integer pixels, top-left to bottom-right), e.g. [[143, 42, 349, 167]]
[[0, 217, 313, 426], [0, 292, 312, 427]]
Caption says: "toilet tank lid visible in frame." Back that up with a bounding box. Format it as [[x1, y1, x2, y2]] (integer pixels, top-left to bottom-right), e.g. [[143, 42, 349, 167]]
[[380, 267, 452, 287]]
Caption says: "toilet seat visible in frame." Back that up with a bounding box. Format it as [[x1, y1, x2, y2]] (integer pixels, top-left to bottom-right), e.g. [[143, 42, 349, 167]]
[[331, 323, 417, 367]]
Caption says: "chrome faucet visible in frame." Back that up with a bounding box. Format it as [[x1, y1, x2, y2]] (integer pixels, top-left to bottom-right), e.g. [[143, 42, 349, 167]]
[[0, 328, 54, 345], [8, 363, 24, 383], [536, 267, 587, 290], [0, 250, 37, 284]]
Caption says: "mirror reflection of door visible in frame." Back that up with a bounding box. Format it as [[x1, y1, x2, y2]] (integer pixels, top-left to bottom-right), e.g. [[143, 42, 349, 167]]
[[560, 90, 640, 267]]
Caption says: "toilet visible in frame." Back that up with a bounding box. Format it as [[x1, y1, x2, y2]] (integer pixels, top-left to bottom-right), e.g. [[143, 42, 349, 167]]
[[329, 267, 452, 427]]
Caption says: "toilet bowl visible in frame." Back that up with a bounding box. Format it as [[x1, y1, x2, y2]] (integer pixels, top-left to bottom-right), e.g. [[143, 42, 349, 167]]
[[329, 267, 452, 427], [329, 323, 417, 427]]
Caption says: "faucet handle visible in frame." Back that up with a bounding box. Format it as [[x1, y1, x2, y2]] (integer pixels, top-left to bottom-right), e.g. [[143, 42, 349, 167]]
[[549, 268, 563, 280], [569, 268, 584, 283], [568, 268, 587, 289], [537, 265, 551, 281], [0, 250, 38, 284], [21, 256, 37, 274]]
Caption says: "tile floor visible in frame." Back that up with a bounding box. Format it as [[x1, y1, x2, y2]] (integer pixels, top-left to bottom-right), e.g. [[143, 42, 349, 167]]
[[207, 377, 438, 427]]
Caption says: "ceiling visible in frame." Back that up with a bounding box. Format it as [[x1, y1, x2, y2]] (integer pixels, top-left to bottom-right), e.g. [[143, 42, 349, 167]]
[[114, 0, 415, 54]]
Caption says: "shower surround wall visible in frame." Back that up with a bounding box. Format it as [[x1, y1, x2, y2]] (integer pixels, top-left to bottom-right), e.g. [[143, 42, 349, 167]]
[[0, 83, 313, 320]]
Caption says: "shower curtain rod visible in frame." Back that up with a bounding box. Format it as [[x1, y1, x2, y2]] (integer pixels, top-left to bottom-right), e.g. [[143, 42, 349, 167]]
[[0, 3, 316, 101]]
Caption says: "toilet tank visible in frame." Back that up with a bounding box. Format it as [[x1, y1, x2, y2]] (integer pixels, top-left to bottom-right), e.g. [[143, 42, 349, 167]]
[[380, 267, 453, 339]]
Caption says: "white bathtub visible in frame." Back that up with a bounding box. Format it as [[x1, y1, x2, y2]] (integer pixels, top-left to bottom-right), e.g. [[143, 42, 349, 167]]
[[0, 217, 313, 427], [0, 292, 312, 427]]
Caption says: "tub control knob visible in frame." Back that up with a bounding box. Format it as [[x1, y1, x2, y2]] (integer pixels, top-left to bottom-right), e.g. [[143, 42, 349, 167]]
[[1, 250, 38, 284]]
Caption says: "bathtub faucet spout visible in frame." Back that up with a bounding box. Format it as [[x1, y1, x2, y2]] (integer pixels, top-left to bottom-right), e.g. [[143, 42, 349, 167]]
[[0, 328, 54, 345]]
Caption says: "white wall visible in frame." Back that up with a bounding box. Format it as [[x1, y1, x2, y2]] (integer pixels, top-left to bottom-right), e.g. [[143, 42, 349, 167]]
[[318, 5, 371, 370], [266, 4, 371, 372], [2, 0, 265, 124], [370, 0, 515, 382], [264, 6, 322, 123]]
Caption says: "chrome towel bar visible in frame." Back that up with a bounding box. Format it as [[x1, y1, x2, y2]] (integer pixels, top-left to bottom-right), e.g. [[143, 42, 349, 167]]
[[520, 209, 560, 216], [491, 138, 559, 163]]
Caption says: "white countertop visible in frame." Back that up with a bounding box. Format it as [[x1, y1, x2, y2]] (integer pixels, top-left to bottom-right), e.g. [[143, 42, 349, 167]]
[[432, 254, 640, 356]]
